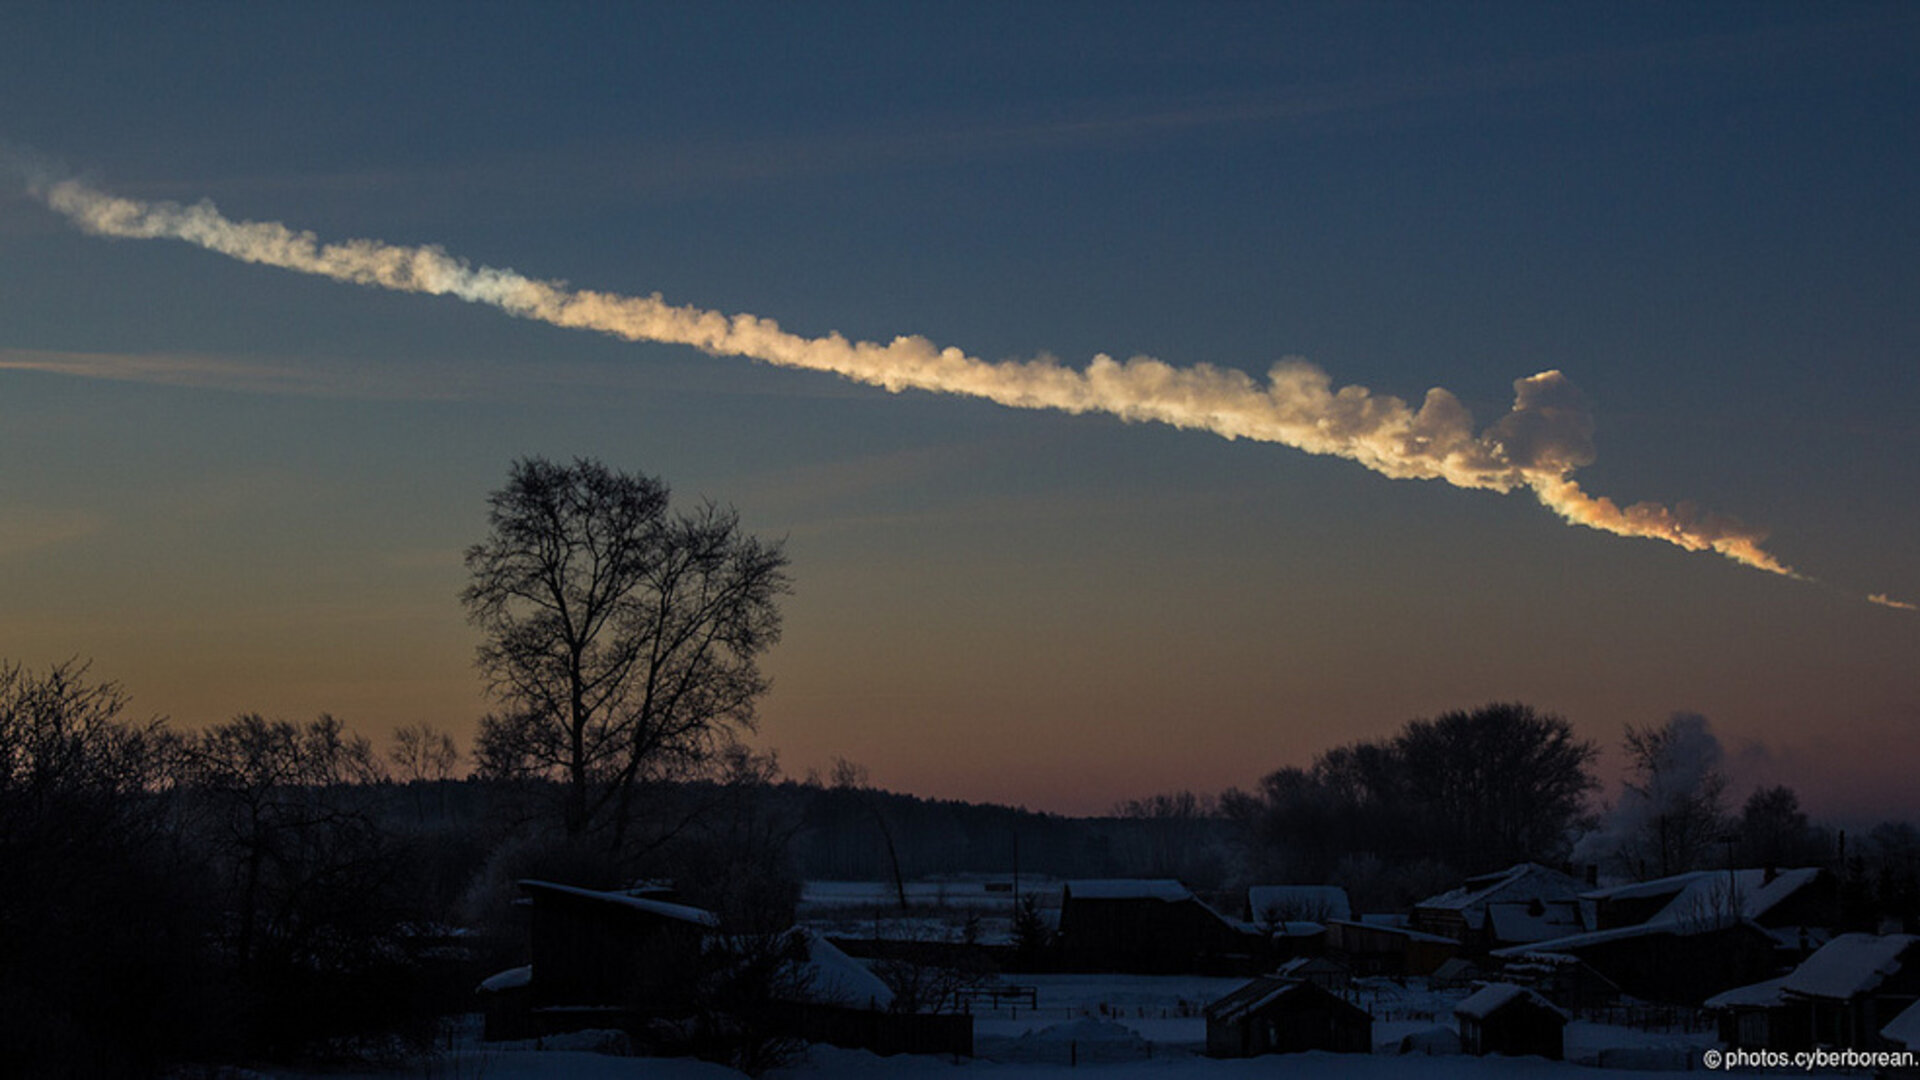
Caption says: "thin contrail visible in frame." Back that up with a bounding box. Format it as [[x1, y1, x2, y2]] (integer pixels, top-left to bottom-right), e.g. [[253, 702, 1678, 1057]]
[[23, 174, 1909, 606]]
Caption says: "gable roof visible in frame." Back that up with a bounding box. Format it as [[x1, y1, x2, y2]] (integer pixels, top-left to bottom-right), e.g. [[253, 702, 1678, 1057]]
[[789, 929, 894, 1009], [519, 879, 720, 928], [1883, 998, 1920, 1050], [1704, 974, 1792, 1010], [1780, 933, 1919, 1002], [1455, 982, 1569, 1022], [1416, 864, 1584, 928], [1586, 868, 1823, 926], [1205, 976, 1367, 1024], [1326, 918, 1458, 946]]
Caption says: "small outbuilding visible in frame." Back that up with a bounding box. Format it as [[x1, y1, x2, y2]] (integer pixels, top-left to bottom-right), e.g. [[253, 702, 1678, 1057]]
[[1455, 982, 1568, 1060], [1204, 975, 1373, 1058]]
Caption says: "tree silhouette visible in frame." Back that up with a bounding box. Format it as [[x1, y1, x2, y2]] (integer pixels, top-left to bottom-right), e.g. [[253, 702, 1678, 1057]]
[[463, 456, 790, 842]]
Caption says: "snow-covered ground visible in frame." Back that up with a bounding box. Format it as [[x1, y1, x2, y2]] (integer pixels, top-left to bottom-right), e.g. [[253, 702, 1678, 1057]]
[[253, 971, 1718, 1079]]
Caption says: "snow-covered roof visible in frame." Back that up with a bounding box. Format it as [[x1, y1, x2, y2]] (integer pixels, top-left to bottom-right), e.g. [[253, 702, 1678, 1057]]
[[519, 879, 721, 928], [1206, 975, 1361, 1023], [1416, 864, 1584, 928], [1586, 868, 1822, 927], [1883, 998, 1920, 1050], [1065, 879, 1192, 902], [1271, 920, 1326, 938], [791, 929, 894, 1009], [477, 964, 532, 993], [1247, 885, 1351, 923], [1325, 919, 1458, 946], [1455, 982, 1569, 1022], [1703, 974, 1792, 1010], [1780, 933, 1919, 1002], [1488, 914, 1773, 958], [1275, 955, 1346, 977], [1487, 871, 1825, 958]]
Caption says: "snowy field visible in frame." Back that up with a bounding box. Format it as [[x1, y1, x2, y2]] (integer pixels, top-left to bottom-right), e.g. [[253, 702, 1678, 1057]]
[[257, 973, 1719, 1079]]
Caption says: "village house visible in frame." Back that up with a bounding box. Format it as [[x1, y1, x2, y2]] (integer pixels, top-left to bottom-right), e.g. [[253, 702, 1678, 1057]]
[[1412, 863, 1587, 953], [1707, 933, 1920, 1051], [1491, 918, 1781, 1004], [1323, 918, 1458, 977], [1585, 867, 1833, 947], [1455, 982, 1568, 1060], [1492, 866, 1837, 1005], [1055, 880, 1259, 973], [478, 879, 719, 1039], [1203, 976, 1372, 1057]]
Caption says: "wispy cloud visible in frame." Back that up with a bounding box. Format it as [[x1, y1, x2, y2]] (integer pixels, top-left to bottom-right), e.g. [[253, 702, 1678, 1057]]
[[1869, 593, 1917, 612], [0, 347, 383, 397]]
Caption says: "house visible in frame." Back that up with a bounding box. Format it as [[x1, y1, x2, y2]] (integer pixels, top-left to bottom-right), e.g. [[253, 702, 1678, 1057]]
[[1055, 880, 1259, 973], [1412, 864, 1587, 952], [1585, 867, 1833, 950], [477, 879, 720, 1039], [1491, 919, 1781, 1004], [1705, 975, 1808, 1051], [1775, 933, 1918, 1050], [1455, 982, 1568, 1060], [1204, 976, 1372, 1057], [1324, 919, 1458, 977], [1247, 885, 1352, 926], [777, 929, 973, 1058], [1487, 867, 1832, 1004]]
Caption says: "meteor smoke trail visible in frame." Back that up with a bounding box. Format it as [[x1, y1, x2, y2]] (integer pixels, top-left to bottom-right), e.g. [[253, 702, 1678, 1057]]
[[22, 175, 1825, 582]]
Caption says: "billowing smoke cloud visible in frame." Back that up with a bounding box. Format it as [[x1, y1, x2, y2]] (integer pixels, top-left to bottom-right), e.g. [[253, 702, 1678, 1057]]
[[13, 175, 1839, 583]]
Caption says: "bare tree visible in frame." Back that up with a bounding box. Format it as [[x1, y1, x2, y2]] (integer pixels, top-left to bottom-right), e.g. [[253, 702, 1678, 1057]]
[[387, 722, 459, 784], [463, 457, 790, 842]]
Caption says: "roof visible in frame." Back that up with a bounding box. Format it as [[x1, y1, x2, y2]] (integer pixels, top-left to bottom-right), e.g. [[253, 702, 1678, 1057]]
[[477, 964, 531, 993], [1488, 915, 1772, 959], [1248, 885, 1352, 923], [1585, 868, 1823, 927], [1883, 998, 1920, 1050], [1415, 864, 1584, 929], [1704, 974, 1792, 1010], [791, 929, 894, 1009], [1455, 982, 1569, 1022], [1271, 920, 1326, 938], [519, 879, 721, 928], [1065, 879, 1193, 902], [1204, 976, 1365, 1024], [1275, 955, 1348, 977], [1780, 933, 1919, 1002], [1327, 918, 1458, 946]]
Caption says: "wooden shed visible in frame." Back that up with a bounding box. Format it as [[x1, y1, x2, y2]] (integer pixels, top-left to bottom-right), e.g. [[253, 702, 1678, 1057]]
[[519, 879, 718, 1016], [1204, 976, 1372, 1057], [1056, 880, 1258, 973], [1455, 983, 1568, 1060]]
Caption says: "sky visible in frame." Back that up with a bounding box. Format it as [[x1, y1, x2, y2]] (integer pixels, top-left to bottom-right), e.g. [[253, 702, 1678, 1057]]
[[2, 2, 1916, 818]]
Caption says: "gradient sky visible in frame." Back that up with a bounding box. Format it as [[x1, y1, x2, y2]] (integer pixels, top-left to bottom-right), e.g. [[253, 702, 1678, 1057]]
[[2, 3, 1916, 818]]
